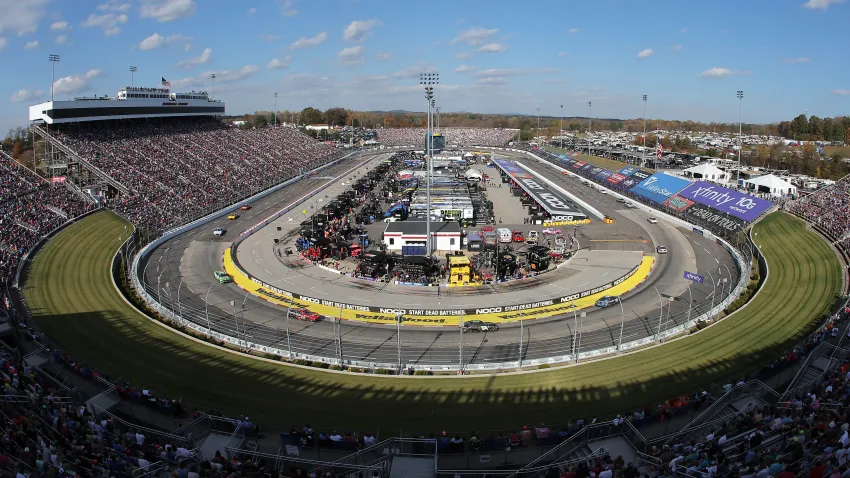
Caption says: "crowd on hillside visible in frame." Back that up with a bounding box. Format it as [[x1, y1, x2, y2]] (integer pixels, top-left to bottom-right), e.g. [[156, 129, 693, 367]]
[[788, 178, 850, 246], [375, 127, 518, 147], [53, 119, 339, 232], [0, 157, 94, 284]]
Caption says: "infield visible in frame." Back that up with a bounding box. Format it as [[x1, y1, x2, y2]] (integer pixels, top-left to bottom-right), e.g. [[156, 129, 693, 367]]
[[23, 210, 840, 432]]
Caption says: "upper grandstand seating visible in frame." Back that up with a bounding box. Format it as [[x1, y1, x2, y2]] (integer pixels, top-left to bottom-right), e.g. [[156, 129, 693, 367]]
[[0, 154, 94, 284], [53, 119, 337, 232], [788, 176, 850, 245], [376, 127, 518, 147]]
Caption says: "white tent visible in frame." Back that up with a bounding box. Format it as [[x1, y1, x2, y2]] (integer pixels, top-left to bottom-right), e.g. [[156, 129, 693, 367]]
[[742, 174, 797, 197], [683, 163, 730, 182]]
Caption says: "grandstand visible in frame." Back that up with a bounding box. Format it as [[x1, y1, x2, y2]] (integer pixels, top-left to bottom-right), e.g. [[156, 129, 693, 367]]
[[376, 127, 519, 147]]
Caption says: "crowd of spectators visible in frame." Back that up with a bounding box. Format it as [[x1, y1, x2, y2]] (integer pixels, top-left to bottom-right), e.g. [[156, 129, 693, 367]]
[[53, 119, 339, 232], [375, 127, 518, 147], [788, 178, 850, 246], [0, 156, 94, 284]]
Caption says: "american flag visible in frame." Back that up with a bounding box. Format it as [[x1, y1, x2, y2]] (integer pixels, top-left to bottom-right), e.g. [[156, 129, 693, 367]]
[[656, 137, 663, 160], [161, 77, 171, 87]]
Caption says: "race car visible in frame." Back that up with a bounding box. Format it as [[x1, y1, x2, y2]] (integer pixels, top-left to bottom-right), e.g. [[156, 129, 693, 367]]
[[647, 217, 658, 224], [542, 228, 562, 235], [462, 320, 500, 333], [293, 308, 321, 322], [228, 213, 239, 220], [240, 204, 251, 211], [214, 271, 232, 284], [213, 227, 225, 237], [595, 296, 620, 308], [656, 245, 668, 254], [512, 230, 525, 242]]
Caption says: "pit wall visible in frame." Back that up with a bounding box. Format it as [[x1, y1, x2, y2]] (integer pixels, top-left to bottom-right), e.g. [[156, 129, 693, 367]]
[[128, 147, 749, 371]]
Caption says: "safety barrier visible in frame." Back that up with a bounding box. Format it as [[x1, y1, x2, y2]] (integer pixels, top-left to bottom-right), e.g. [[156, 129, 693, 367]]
[[126, 146, 749, 371]]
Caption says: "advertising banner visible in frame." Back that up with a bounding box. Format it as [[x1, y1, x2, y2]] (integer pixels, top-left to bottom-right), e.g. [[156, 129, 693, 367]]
[[621, 178, 639, 190], [607, 173, 627, 185], [580, 163, 594, 174], [596, 169, 613, 180], [515, 177, 588, 219], [662, 195, 695, 212], [686, 204, 748, 233], [676, 181, 774, 221], [572, 160, 586, 169], [590, 167, 603, 176], [618, 166, 637, 176], [630, 170, 652, 180], [631, 173, 692, 204], [493, 159, 531, 179], [683, 271, 705, 284]]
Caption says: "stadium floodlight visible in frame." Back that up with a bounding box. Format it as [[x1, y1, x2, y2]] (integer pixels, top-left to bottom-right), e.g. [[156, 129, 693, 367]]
[[274, 92, 278, 126], [210, 73, 216, 99], [130, 66, 137, 87], [587, 101, 592, 155], [419, 72, 439, 256], [49, 54, 60, 102], [642, 95, 648, 167], [560, 104, 563, 137], [536, 108, 540, 135], [737, 90, 744, 184]]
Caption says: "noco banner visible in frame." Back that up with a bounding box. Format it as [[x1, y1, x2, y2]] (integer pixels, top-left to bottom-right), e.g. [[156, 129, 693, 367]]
[[676, 181, 774, 221], [630, 173, 692, 204]]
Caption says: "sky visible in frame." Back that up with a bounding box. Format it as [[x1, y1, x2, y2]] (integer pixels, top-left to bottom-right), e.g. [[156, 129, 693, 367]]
[[0, 0, 848, 136]]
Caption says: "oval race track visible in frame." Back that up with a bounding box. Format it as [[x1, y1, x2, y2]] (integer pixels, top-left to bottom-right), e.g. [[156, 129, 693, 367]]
[[138, 151, 739, 368]]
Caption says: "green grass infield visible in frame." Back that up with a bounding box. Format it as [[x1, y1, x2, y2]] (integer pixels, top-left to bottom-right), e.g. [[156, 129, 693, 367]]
[[23, 210, 840, 432]]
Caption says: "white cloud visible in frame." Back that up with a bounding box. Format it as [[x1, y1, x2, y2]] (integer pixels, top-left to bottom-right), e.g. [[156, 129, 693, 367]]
[[338, 45, 363, 57], [781, 57, 811, 63], [55, 35, 68, 45], [0, 0, 48, 36], [450, 27, 498, 46], [247, 7, 256, 15], [477, 77, 506, 86], [831, 89, 850, 95], [0, 38, 6, 50], [454, 65, 476, 72], [267, 56, 292, 69], [700, 67, 753, 78], [375, 52, 390, 61], [558, 51, 565, 57], [478, 43, 506, 53], [25, 40, 38, 49], [184, 43, 191, 51], [474, 68, 555, 78], [803, 0, 844, 9], [170, 65, 260, 90], [392, 62, 435, 79], [53, 69, 101, 96], [568, 28, 579, 34], [50, 21, 71, 31], [81, 12, 128, 36], [138, 32, 186, 50], [276, 0, 297, 17], [97, 1, 130, 12], [139, 0, 197, 22], [343, 19, 381, 41], [175, 47, 211, 69], [10, 89, 44, 102], [289, 31, 326, 50], [636, 48, 654, 58]]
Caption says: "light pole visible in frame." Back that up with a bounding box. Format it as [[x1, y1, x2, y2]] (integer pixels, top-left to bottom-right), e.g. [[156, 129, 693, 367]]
[[210, 73, 216, 99], [204, 283, 214, 335], [436, 106, 441, 131], [518, 316, 524, 368], [536, 108, 541, 137], [458, 310, 464, 373], [571, 301, 579, 360], [420, 72, 438, 257], [396, 313, 403, 372], [274, 92, 278, 126], [560, 104, 563, 138], [686, 281, 693, 326], [642, 95, 648, 167], [737, 91, 743, 185], [240, 291, 249, 351], [587, 101, 592, 155], [49, 54, 60, 102], [617, 295, 626, 351], [654, 287, 664, 342], [707, 270, 717, 312], [285, 304, 293, 358], [130, 66, 137, 87], [176, 277, 185, 322]]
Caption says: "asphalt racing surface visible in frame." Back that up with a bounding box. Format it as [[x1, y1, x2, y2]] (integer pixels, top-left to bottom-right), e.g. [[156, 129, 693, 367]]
[[140, 151, 739, 368]]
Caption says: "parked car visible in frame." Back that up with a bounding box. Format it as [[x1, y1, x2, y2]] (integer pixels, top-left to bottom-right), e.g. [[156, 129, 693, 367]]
[[512, 230, 525, 242], [462, 320, 500, 333], [595, 296, 620, 308], [526, 230, 539, 245], [647, 217, 658, 224], [656, 245, 668, 254], [293, 308, 321, 322]]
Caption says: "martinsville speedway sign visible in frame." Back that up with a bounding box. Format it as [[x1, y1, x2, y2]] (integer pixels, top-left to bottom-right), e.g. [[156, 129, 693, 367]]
[[224, 248, 652, 325]]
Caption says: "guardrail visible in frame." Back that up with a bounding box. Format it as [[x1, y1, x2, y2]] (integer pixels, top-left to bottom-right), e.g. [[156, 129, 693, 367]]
[[124, 147, 750, 373]]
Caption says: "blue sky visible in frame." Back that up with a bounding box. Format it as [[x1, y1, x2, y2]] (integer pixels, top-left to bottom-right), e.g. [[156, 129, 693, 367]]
[[0, 0, 848, 136]]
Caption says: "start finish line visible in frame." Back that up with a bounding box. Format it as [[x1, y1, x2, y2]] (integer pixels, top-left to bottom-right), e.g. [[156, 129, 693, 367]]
[[492, 158, 588, 222]]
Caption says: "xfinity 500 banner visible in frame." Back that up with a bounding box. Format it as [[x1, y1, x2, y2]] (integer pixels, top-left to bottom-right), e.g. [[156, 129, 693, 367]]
[[630, 173, 692, 204], [677, 181, 774, 221]]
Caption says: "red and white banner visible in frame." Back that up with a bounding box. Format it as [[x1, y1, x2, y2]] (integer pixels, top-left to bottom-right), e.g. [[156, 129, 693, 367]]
[[51, 176, 66, 183], [656, 139, 663, 160]]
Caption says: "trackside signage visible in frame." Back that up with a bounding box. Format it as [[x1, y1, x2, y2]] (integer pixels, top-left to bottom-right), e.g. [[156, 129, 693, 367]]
[[676, 181, 773, 221], [686, 204, 748, 232], [630, 173, 692, 204], [515, 177, 588, 219], [683, 271, 705, 283], [493, 159, 531, 179], [631, 170, 652, 180]]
